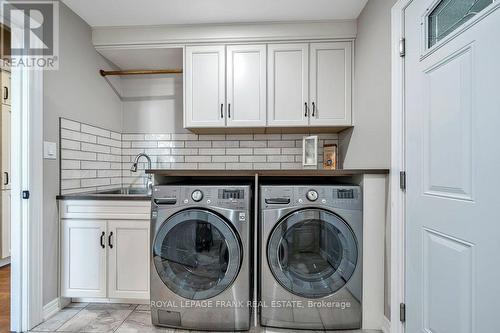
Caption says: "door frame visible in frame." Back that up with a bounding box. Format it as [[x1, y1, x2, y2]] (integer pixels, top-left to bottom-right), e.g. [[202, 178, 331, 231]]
[[390, 3, 412, 333], [6, 13, 45, 332], [390, 1, 500, 333]]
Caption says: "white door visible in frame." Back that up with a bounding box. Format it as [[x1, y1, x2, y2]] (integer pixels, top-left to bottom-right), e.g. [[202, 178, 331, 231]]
[[1, 71, 10, 106], [61, 219, 107, 298], [184, 45, 226, 128], [309, 42, 352, 126], [107, 220, 150, 299], [1, 190, 10, 259], [1, 105, 10, 190], [226, 44, 267, 127], [267, 43, 309, 127], [405, 1, 500, 332]]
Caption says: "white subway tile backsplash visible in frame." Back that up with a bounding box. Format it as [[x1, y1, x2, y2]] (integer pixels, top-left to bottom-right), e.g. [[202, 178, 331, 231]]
[[254, 148, 281, 155], [60, 118, 338, 194], [267, 155, 295, 163], [171, 133, 198, 141], [81, 124, 111, 138], [240, 155, 266, 163], [131, 141, 157, 148], [225, 148, 253, 155], [122, 134, 145, 141], [60, 118, 80, 131], [60, 139, 80, 150], [212, 141, 239, 148], [185, 141, 212, 148], [185, 155, 212, 163], [158, 141, 185, 148], [145, 134, 171, 141], [199, 148, 225, 155], [82, 142, 111, 154], [212, 155, 239, 163]]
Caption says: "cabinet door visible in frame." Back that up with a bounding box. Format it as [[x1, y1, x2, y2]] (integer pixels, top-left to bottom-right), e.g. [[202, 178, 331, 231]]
[[309, 42, 352, 126], [226, 45, 267, 127], [107, 220, 150, 299], [1, 71, 10, 106], [1, 106, 10, 190], [267, 43, 309, 127], [184, 45, 226, 128], [1, 190, 10, 259], [61, 220, 107, 298]]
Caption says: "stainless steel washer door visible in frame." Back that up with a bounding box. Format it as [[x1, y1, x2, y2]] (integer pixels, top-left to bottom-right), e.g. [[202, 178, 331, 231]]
[[267, 208, 358, 298], [153, 209, 242, 300]]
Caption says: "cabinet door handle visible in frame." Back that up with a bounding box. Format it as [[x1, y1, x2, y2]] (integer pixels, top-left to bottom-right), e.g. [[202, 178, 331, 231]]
[[304, 102, 308, 117], [312, 102, 316, 117], [220, 104, 224, 118], [3, 172, 8, 186], [108, 231, 113, 249], [3, 87, 7, 100], [228, 103, 231, 118], [100, 232, 105, 249]]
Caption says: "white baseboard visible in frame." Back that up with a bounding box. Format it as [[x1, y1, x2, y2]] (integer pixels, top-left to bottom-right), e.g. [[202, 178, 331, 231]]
[[42, 298, 60, 320], [381, 316, 391, 333], [0, 257, 10, 267], [71, 297, 149, 305]]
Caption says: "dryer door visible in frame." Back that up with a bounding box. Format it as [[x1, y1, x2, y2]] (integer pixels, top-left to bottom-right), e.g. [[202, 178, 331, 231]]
[[267, 208, 358, 298], [153, 208, 242, 300]]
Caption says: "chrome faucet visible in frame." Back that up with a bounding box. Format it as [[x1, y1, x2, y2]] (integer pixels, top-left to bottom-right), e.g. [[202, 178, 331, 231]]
[[130, 153, 153, 195]]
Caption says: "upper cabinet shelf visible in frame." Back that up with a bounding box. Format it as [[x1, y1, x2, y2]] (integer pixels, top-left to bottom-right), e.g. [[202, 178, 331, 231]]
[[184, 41, 353, 132]]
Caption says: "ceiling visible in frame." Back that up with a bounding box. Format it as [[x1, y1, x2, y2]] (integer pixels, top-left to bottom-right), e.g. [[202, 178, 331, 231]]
[[62, 0, 368, 27]]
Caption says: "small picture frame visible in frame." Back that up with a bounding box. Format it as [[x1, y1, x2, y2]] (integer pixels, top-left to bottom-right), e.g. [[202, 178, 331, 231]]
[[302, 136, 318, 167]]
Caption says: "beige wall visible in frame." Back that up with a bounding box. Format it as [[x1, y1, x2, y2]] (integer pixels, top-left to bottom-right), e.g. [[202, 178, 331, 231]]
[[340, 0, 396, 169], [42, 3, 122, 305]]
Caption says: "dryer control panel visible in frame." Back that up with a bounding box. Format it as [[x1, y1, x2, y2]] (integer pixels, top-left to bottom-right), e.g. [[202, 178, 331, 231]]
[[261, 185, 362, 211]]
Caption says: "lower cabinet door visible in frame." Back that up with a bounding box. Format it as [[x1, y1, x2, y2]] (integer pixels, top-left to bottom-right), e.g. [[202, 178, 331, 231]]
[[107, 220, 150, 299], [61, 219, 107, 298], [1, 190, 10, 259]]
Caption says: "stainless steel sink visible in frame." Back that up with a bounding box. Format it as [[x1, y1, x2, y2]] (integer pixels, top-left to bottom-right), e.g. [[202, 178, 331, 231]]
[[96, 188, 150, 196]]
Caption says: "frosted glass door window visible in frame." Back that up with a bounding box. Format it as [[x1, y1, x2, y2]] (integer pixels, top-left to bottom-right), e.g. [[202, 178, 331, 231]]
[[428, 0, 493, 47]]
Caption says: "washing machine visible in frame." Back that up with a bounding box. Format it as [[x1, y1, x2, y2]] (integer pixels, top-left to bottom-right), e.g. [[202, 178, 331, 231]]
[[150, 185, 252, 331], [260, 185, 362, 330]]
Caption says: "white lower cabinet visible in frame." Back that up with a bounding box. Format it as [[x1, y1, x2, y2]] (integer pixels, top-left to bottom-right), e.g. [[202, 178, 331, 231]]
[[61, 214, 150, 300], [61, 220, 107, 298], [108, 220, 150, 299]]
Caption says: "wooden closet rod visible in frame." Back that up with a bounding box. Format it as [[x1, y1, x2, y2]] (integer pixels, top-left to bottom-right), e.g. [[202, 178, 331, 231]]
[[99, 69, 183, 77]]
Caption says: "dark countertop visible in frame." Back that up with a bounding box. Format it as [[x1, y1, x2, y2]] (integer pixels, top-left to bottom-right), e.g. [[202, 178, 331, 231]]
[[146, 169, 389, 177], [57, 188, 151, 201]]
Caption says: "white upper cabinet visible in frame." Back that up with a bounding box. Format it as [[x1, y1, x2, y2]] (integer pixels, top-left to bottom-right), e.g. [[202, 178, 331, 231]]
[[184, 41, 353, 130], [1, 105, 10, 190], [267, 43, 309, 127], [185, 45, 226, 128], [226, 45, 267, 127], [309, 42, 352, 126]]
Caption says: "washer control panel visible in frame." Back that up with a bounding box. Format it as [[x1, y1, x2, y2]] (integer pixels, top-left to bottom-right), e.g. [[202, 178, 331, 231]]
[[153, 185, 251, 210]]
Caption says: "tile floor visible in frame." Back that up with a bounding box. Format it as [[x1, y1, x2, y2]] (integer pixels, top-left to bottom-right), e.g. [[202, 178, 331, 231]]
[[0, 265, 10, 332], [30, 303, 381, 333]]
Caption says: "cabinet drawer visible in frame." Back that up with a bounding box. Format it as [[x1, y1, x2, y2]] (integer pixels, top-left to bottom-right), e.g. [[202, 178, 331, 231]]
[[60, 200, 151, 220]]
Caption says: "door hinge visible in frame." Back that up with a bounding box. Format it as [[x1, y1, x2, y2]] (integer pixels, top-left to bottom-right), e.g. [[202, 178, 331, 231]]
[[22, 190, 30, 199], [399, 38, 406, 57], [400, 303, 406, 323], [400, 171, 406, 191]]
